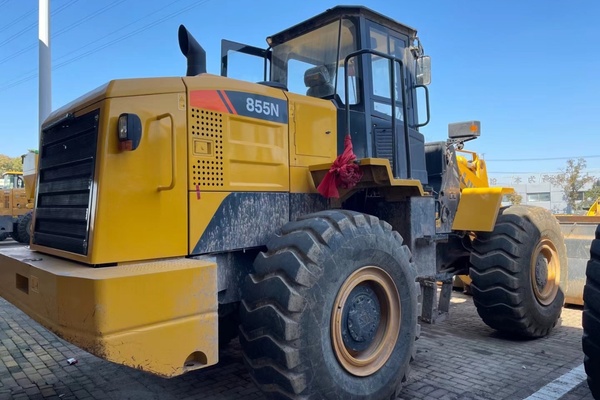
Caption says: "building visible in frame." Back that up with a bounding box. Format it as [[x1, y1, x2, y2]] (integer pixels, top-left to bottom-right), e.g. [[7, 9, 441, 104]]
[[493, 175, 596, 214]]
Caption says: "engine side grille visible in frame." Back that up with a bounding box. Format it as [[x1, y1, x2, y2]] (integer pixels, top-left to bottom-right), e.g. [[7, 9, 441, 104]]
[[33, 110, 99, 255], [374, 127, 394, 170]]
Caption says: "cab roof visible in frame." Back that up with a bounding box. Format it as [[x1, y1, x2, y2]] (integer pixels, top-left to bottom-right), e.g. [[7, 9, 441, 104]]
[[267, 5, 418, 46]]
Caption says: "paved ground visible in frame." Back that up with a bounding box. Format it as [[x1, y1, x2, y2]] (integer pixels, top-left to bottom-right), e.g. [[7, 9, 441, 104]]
[[0, 240, 594, 400]]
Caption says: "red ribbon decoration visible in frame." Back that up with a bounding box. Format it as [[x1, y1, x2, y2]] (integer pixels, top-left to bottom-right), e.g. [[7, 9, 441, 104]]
[[317, 134, 363, 198]]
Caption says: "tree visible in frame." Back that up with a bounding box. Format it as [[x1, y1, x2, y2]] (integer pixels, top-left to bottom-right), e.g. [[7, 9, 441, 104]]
[[584, 179, 600, 209], [507, 192, 523, 205], [0, 154, 23, 175], [549, 158, 595, 214]]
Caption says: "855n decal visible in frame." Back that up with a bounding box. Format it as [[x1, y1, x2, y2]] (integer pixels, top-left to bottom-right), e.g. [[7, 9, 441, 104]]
[[190, 90, 288, 124]]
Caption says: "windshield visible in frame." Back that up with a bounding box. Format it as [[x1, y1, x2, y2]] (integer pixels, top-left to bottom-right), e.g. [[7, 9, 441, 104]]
[[2, 174, 23, 189], [271, 18, 358, 103]]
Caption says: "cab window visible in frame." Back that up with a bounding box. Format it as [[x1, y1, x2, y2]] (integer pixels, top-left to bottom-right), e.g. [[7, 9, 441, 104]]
[[368, 23, 407, 120], [271, 18, 359, 104]]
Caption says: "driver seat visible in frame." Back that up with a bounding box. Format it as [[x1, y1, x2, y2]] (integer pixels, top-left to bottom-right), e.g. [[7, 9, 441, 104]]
[[304, 65, 334, 98]]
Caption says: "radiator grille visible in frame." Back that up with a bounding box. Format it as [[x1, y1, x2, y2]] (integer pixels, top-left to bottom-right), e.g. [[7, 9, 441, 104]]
[[33, 110, 99, 255]]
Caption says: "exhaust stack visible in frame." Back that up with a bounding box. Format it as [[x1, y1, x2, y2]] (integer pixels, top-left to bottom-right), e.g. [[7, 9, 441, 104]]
[[178, 25, 206, 76]]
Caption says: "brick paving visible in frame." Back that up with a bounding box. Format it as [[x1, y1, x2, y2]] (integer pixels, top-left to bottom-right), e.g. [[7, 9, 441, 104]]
[[0, 241, 594, 399]]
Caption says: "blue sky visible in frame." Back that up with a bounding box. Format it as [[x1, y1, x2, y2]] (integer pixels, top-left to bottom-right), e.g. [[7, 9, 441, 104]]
[[0, 0, 598, 182]]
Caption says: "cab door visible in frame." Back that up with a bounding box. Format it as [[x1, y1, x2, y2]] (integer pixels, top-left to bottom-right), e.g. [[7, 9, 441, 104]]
[[366, 22, 427, 183]]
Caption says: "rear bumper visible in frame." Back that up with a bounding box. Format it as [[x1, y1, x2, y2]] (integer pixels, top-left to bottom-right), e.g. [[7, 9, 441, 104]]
[[0, 247, 217, 377]]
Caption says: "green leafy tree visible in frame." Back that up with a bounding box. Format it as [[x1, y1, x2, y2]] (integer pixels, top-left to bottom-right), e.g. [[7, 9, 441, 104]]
[[549, 158, 595, 213], [584, 179, 600, 209], [0, 154, 23, 175], [508, 192, 523, 205]]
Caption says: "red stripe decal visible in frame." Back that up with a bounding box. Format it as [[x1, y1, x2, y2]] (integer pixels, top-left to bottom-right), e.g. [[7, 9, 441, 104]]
[[189, 90, 229, 113]]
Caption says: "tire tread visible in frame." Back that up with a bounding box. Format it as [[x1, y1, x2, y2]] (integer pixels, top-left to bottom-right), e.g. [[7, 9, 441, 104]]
[[583, 226, 600, 398], [469, 205, 564, 338]]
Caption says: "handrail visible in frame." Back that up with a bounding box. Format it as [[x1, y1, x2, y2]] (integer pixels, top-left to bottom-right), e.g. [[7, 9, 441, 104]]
[[343, 49, 411, 178], [156, 113, 176, 191], [415, 84, 430, 128]]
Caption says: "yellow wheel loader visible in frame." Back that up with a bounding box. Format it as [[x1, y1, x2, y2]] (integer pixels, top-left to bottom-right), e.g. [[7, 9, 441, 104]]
[[0, 171, 25, 241], [0, 6, 567, 399], [0, 152, 38, 243]]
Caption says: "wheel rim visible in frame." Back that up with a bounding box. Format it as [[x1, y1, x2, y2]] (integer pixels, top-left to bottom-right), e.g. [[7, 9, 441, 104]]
[[530, 238, 560, 306], [331, 266, 400, 377]]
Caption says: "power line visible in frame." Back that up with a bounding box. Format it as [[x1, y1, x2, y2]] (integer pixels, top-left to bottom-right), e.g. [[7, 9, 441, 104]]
[[0, 22, 37, 48], [53, 0, 212, 70], [0, 0, 210, 91], [486, 155, 600, 162], [0, 6, 36, 34], [489, 169, 600, 175], [54, 0, 125, 37], [0, 0, 125, 66], [51, 0, 193, 66], [0, 0, 79, 48]]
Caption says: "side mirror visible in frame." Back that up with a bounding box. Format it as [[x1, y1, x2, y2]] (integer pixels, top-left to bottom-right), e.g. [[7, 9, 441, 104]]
[[416, 55, 431, 86], [448, 121, 481, 141]]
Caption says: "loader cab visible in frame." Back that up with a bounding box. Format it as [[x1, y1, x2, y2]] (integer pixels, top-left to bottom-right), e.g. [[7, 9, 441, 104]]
[[2, 172, 24, 190], [222, 6, 431, 182]]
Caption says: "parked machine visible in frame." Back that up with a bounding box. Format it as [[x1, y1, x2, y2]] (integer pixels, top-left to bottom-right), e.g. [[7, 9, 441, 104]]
[[0, 7, 568, 399], [0, 170, 25, 242], [0, 152, 38, 243]]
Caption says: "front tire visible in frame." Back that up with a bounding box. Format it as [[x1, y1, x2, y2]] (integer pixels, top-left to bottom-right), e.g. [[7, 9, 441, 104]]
[[239, 210, 418, 400], [470, 205, 566, 338], [583, 225, 600, 399], [17, 212, 32, 244], [10, 220, 20, 242]]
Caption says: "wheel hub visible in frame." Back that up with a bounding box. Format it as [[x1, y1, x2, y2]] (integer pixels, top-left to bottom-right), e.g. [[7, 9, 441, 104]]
[[331, 266, 401, 377], [342, 285, 381, 351], [530, 239, 560, 306], [534, 253, 549, 291]]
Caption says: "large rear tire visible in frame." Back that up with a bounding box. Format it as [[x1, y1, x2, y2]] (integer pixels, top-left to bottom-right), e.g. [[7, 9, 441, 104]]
[[0, 232, 8, 241], [239, 210, 418, 400], [583, 225, 600, 399], [469, 205, 566, 338]]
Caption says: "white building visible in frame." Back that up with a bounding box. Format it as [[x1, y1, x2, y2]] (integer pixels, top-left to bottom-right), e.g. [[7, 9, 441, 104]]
[[493, 175, 596, 214]]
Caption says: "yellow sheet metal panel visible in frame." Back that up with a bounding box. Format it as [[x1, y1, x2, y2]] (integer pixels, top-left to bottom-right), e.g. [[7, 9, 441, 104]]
[[290, 166, 319, 193], [185, 75, 289, 192], [0, 246, 217, 377], [228, 115, 288, 190], [285, 92, 337, 160], [43, 78, 185, 130], [452, 187, 514, 232], [89, 93, 188, 264], [284, 92, 337, 193]]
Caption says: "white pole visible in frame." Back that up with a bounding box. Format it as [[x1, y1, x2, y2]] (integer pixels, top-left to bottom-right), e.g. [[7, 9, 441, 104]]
[[38, 0, 51, 134]]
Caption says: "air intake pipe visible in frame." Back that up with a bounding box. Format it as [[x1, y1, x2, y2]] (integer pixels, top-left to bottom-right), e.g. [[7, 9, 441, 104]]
[[178, 25, 206, 76]]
